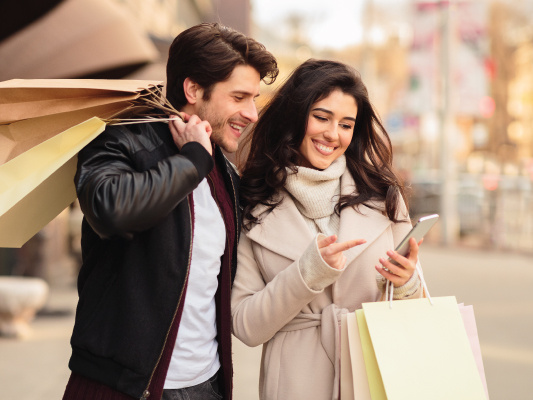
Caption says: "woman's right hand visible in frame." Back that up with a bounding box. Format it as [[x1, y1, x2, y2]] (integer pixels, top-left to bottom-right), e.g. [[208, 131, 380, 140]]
[[318, 235, 366, 270]]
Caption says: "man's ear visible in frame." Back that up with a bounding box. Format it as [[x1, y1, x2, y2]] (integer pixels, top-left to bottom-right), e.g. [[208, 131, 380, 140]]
[[183, 77, 203, 104]]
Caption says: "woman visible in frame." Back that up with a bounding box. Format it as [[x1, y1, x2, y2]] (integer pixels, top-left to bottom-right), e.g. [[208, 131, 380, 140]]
[[231, 59, 423, 400]]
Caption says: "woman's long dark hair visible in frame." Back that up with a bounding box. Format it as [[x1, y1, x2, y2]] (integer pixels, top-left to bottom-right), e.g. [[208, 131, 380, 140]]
[[239, 59, 408, 229]]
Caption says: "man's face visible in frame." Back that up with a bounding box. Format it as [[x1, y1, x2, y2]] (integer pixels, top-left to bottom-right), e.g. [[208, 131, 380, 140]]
[[195, 65, 261, 153]]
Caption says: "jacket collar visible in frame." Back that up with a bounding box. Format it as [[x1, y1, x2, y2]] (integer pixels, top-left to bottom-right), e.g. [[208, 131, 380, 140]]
[[246, 169, 391, 265]]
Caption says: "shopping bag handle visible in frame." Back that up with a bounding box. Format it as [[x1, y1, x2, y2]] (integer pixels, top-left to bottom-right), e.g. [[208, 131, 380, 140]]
[[385, 263, 433, 308]]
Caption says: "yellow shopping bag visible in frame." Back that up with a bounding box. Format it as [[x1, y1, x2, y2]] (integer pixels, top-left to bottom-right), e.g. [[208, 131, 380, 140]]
[[355, 296, 487, 400], [0, 117, 105, 248]]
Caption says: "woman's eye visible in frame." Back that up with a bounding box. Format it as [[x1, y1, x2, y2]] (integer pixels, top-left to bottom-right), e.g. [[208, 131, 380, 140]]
[[340, 123, 353, 130], [314, 115, 327, 121], [234, 96, 243, 101]]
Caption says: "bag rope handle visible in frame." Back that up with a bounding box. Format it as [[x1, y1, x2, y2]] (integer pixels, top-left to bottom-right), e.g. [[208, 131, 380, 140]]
[[386, 262, 433, 309]]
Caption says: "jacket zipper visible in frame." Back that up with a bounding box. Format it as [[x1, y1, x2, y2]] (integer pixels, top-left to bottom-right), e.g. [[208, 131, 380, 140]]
[[140, 196, 194, 400], [227, 169, 240, 245], [226, 167, 238, 398]]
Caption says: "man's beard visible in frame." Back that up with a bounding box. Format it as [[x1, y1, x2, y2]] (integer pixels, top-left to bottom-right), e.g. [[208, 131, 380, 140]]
[[197, 104, 237, 153]]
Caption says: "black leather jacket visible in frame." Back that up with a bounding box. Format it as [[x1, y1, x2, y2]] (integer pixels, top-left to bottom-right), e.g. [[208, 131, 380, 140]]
[[68, 121, 240, 399]]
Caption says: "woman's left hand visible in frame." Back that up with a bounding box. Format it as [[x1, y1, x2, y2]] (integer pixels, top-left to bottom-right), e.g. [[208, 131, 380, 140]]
[[375, 238, 422, 287]]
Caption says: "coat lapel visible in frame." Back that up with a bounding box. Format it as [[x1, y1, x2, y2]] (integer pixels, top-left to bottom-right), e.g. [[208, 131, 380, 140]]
[[246, 193, 314, 261]]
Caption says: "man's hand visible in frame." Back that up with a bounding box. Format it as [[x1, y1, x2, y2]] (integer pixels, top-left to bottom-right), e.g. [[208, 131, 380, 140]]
[[318, 235, 366, 270], [169, 113, 213, 155]]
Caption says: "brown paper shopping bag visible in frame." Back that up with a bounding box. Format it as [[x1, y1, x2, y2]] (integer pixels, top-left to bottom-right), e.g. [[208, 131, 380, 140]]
[[0, 117, 105, 248], [354, 295, 487, 400], [0, 79, 163, 123], [0, 79, 162, 164]]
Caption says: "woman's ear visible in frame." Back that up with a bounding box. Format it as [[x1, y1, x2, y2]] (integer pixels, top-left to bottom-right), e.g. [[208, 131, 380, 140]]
[[183, 77, 203, 104]]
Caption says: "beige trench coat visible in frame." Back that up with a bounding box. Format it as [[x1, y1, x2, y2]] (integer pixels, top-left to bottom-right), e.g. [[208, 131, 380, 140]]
[[231, 170, 421, 400]]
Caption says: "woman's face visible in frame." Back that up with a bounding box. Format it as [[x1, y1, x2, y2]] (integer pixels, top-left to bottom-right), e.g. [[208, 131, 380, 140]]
[[298, 89, 358, 170]]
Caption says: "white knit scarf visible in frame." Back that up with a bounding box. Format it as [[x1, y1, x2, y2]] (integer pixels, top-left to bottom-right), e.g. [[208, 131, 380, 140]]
[[284, 155, 346, 236]]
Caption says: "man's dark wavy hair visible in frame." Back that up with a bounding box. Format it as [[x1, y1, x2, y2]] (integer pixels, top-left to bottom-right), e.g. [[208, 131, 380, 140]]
[[166, 22, 278, 108], [239, 59, 408, 229]]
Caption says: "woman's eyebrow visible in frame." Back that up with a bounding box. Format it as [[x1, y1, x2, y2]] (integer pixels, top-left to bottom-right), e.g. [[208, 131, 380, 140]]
[[311, 107, 356, 122]]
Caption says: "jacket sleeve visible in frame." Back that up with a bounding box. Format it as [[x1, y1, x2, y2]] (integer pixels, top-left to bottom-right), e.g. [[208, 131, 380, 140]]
[[75, 125, 213, 239], [231, 233, 323, 347]]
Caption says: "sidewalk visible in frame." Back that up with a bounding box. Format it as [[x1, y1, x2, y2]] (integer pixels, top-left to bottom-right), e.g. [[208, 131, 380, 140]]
[[1, 244, 531, 399]]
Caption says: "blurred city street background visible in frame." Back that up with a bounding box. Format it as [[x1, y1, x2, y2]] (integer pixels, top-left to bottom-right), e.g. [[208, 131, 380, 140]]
[[1, 0, 533, 399]]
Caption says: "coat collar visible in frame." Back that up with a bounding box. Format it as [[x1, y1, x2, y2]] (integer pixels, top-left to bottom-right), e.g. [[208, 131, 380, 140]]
[[246, 169, 392, 264]]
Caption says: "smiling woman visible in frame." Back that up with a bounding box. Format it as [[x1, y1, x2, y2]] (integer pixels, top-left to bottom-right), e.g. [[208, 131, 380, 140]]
[[299, 89, 357, 170], [232, 59, 425, 400]]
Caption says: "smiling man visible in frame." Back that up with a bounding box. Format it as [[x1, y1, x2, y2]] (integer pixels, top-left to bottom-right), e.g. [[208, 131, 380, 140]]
[[62, 23, 278, 400]]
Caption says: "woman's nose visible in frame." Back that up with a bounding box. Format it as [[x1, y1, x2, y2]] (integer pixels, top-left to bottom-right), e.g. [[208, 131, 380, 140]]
[[323, 124, 339, 140]]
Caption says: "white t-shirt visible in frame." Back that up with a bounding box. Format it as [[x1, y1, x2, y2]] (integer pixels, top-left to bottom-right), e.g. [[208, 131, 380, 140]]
[[164, 178, 226, 389]]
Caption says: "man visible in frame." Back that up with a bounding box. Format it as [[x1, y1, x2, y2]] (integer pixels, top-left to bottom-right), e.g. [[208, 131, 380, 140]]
[[63, 23, 278, 400]]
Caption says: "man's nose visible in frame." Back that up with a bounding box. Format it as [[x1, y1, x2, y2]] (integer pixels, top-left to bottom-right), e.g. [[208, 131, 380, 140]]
[[241, 100, 258, 123]]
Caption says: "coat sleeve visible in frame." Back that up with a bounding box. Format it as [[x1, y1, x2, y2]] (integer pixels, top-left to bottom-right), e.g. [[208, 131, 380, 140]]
[[75, 125, 213, 239], [231, 233, 322, 347]]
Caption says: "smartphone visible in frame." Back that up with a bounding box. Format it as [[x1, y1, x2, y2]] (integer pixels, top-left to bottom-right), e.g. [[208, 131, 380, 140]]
[[393, 214, 439, 258]]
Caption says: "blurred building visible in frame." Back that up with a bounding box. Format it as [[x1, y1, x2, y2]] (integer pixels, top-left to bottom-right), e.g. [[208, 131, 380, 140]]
[[111, 0, 252, 81], [503, 4, 533, 164], [0, 0, 158, 80], [394, 0, 532, 250], [0, 0, 252, 82]]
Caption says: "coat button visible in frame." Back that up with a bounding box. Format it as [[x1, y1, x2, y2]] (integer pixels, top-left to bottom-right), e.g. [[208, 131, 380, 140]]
[[142, 390, 150, 398]]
